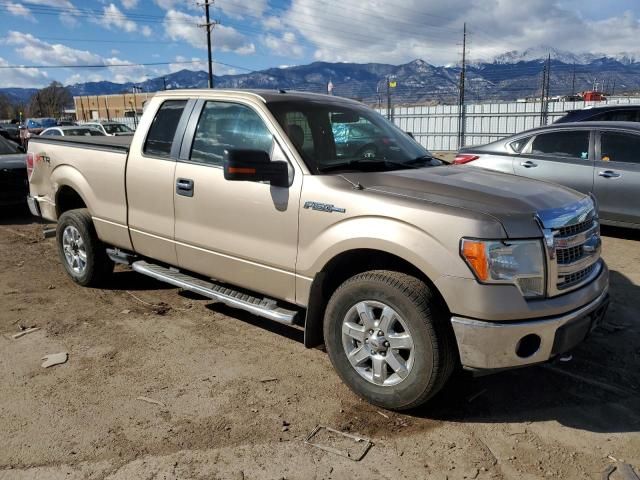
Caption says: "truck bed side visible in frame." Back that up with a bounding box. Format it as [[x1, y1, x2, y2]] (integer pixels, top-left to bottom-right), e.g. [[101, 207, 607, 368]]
[[28, 136, 133, 251]]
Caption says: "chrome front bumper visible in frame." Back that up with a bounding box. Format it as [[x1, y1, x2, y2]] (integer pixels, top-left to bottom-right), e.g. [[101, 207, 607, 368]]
[[451, 286, 610, 370]]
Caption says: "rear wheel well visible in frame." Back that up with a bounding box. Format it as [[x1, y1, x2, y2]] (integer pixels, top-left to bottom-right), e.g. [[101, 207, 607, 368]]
[[303, 249, 449, 348], [56, 186, 87, 218]]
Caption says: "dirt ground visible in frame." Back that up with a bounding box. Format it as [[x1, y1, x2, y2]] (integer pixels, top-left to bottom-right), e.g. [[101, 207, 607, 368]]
[[1, 207, 639, 480]]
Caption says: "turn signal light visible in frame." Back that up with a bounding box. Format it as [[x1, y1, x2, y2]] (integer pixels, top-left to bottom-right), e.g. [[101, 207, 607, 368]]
[[461, 240, 489, 281]]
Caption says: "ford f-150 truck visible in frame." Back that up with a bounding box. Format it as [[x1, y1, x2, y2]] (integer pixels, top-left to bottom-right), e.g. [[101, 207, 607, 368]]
[[27, 90, 609, 410]]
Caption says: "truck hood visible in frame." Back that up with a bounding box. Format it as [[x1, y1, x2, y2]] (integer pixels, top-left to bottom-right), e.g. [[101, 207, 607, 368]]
[[342, 165, 586, 238]]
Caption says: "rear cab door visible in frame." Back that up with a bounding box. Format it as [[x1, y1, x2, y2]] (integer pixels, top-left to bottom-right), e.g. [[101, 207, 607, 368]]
[[126, 96, 196, 265], [514, 128, 595, 195], [594, 128, 640, 226]]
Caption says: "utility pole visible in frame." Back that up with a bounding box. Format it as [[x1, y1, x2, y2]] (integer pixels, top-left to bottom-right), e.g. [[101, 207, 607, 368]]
[[163, 77, 167, 90], [540, 54, 551, 126], [571, 62, 576, 96], [386, 76, 391, 120], [200, 0, 218, 88], [611, 79, 616, 96], [457, 22, 467, 149]]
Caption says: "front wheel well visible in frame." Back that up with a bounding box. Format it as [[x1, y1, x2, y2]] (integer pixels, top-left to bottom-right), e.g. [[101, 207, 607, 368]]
[[303, 249, 449, 348], [56, 186, 87, 218]]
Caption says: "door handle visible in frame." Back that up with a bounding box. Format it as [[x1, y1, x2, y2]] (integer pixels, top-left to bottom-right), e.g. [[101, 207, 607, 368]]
[[176, 178, 194, 197], [520, 160, 538, 168], [598, 170, 621, 179]]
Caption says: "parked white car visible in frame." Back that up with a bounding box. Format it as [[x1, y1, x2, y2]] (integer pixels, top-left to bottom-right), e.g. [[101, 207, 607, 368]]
[[84, 122, 134, 136], [40, 126, 105, 137]]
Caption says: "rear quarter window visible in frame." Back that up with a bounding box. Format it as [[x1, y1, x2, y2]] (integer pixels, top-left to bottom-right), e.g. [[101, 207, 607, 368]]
[[144, 100, 187, 158], [509, 136, 532, 153]]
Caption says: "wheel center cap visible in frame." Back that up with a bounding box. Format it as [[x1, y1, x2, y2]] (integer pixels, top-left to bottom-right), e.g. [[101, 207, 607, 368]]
[[368, 331, 387, 352]]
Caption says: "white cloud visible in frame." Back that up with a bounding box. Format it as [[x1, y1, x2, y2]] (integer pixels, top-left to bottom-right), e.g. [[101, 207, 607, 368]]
[[4, 32, 155, 85], [0, 56, 49, 88], [100, 3, 151, 37], [153, 0, 198, 11], [262, 16, 284, 31], [24, 0, 81, 26], [168, 55, 207, 73], [6, 2, 37, 22], [25, 0, 75, 6], [163, 9, 255, 54], [7, 31, 103, 66], [282, 0, 640, 65], [121, 0, 138, 8], [264, 32, 304, 58], [217, 0, 268, 19]]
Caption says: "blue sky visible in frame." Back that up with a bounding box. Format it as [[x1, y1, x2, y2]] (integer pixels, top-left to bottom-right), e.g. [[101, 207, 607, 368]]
[[1, 0, 639, 88]]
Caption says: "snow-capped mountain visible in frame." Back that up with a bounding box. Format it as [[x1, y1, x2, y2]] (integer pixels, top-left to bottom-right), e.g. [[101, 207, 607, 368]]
[[3, 50, 640, 106]]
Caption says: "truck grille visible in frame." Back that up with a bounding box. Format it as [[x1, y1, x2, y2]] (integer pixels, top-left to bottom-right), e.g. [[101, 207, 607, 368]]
[[537, 198, 602, 297], [558, 263, 598, 290], [556, 245, 584, 265], [556, 219, 593, 238]]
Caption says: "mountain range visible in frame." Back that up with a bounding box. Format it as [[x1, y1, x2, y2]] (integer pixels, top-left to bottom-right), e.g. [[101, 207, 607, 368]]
[[2, 47, 640, 106]]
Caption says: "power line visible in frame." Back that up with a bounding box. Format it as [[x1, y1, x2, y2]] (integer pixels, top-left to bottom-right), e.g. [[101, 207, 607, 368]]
[[0, 59, 253, 71]]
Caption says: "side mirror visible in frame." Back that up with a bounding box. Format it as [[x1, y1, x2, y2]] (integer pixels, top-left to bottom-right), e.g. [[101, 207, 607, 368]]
[[406, 131, 415, 139], [223, 149, 289, 188], [17, 145, 26, 153]]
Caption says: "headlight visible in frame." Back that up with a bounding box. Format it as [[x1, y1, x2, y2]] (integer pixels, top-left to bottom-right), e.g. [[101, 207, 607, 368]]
[[460, 238, 546, 298]]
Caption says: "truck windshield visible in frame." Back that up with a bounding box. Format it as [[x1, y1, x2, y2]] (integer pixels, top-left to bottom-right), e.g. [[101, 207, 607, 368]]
[[267, 100, 440, 173]]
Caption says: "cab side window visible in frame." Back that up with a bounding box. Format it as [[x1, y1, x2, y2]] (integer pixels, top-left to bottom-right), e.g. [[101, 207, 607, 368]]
[[530, 131, 590, 159], [190, 102, 274, 166], [600, 132, 640, 164], [144, 100, 187, 158]]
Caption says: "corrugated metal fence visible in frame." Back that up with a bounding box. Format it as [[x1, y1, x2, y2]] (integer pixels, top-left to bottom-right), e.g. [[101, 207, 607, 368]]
[[378, 97, 640, 151]]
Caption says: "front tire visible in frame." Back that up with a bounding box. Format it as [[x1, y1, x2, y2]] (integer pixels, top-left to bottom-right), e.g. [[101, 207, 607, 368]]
[[323, 270, 457, 410], [56, 209, 114, 287]]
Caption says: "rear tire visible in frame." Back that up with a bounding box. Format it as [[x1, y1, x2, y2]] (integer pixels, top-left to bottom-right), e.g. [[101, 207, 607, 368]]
[[323, 270, 457, 410], [56, 208, 114, 287]]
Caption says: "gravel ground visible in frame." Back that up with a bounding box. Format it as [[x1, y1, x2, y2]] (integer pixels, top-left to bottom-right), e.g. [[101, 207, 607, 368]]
[[0, 208, 639, 480]]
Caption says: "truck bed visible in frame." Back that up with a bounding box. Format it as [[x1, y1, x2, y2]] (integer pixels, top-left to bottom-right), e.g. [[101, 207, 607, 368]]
[[30, 134, 132, 152], [28, 133, 132, 250]]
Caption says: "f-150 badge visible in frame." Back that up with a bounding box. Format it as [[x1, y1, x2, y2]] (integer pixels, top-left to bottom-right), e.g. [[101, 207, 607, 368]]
[[304, 201, 346, 213]]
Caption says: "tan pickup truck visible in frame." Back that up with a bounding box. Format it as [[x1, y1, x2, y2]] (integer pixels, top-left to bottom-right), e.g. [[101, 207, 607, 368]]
[[27, 89, 609, 410]]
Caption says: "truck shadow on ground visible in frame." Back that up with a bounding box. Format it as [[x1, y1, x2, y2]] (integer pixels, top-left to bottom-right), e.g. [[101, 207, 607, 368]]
[[601, 225, 640, 241], [103, 269, 176, 291], [0, 205, 48, 226], [191, 270, 640, 435], [420, 268, 640, 434], [203, 302, 305, 343]]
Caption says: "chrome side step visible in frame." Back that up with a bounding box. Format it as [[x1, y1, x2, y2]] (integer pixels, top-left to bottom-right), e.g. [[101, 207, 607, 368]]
[[131, 261, 298, 325]]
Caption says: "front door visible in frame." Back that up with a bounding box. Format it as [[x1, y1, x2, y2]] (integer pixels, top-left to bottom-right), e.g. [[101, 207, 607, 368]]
[[173, 100, 301, 304], [594, 130, 640, 226], [514, 129, 594, 195]]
